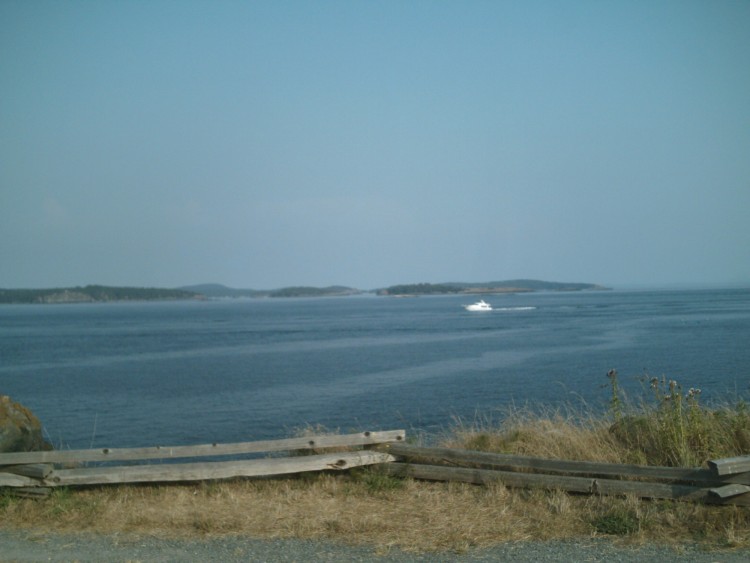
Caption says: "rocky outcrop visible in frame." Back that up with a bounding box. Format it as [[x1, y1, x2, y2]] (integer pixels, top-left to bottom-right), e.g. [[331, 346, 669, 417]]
[[0, 396, 52, 452]]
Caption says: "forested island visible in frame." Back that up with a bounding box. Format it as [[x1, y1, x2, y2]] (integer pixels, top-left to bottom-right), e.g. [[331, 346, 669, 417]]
[[0, 280, 608, 304], [267, 286, 361, 298], [0, 284, 363, 303], [179, 284, 361, 299], [377, 280, 608, 296], [0, 285, 201, 304], [188, 280, 608, 299]]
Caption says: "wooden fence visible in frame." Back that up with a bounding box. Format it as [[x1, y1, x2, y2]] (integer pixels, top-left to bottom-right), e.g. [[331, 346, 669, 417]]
[[374, 443, 750, 506], [0, 430, 405, 496], [1, 430, 749, 506]]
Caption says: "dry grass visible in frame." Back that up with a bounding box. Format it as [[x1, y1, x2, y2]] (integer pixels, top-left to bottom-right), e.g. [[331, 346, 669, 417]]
[[1, 472, 749, 553], [443, 406, 629, 463], [446, 373, 750, 468], [2, 376, 749, 553]]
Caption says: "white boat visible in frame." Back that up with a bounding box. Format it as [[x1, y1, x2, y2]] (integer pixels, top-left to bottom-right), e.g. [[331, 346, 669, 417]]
[[464, 299, 492, 312]]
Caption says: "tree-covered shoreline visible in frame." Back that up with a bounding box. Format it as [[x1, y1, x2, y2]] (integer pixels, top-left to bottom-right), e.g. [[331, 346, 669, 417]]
[[0, 285, 201, 304], [0, 279, 609, 304], [377, 280, 608, 296]]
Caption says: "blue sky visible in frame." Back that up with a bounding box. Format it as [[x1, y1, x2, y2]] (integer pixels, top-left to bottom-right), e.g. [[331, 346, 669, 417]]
[[2, 1, 749, 290]]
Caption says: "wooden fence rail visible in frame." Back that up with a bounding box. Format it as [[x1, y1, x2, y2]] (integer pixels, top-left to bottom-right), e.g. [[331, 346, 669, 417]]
[[374, 443, 750, 506], [2, 430, 749, 507], [0, 430, 405, 466], [0, 430, 405, 493]]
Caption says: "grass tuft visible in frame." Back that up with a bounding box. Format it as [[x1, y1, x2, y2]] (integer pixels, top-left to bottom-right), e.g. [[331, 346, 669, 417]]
[[591, 505, 641, 536]]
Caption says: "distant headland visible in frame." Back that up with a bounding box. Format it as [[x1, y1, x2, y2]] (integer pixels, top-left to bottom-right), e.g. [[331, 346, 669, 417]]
[[0, 280, 609, 304]]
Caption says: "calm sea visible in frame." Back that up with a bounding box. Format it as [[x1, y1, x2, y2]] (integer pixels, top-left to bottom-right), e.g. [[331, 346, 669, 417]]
[[1, 288, 749, 449]]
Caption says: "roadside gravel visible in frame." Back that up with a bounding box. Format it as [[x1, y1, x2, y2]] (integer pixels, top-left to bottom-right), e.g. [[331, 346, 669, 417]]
[[2, 530, 750, 562]]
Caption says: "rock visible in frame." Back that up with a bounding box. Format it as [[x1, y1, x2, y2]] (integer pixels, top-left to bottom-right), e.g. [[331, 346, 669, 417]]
[[0, 396, 53, 453]]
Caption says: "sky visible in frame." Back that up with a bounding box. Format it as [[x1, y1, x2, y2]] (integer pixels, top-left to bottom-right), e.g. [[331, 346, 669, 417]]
[[1, 1, 749, 290]]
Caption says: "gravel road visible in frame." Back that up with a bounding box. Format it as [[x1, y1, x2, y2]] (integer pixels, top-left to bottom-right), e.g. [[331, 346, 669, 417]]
[[2, 530, 750, 562]]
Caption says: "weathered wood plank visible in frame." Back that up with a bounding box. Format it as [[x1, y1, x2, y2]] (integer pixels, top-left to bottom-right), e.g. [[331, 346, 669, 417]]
[[9, 487, 52, 498], [382, 463, 745, 503], [43, 451, 396, 487], [0, 430, 405, 466], [727, 492, 750, 506], [708, 455, 750, 476], [376, 444, 732, 484], [718, 473, 750, 486], [709, 484, 750, 499], [0, 472, 41, 487], [2, 464, 54, 479]]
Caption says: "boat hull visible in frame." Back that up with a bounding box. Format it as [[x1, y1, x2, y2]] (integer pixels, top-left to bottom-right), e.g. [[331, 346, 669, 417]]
[[465, 300, 492, 312]]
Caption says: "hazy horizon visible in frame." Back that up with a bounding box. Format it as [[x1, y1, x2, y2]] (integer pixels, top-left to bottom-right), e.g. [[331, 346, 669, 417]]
[[3, 1, 749, 290], [5, 279, 749, 294]]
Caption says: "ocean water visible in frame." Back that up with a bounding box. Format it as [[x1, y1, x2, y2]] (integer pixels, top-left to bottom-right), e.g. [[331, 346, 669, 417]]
[[1, 288, 749, 449]]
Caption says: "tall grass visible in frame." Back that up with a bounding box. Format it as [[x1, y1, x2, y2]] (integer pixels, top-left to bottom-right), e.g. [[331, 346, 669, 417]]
[[446, 370, 750, 468], [607, 371, 750, 466], [444, 404, 625, 463]]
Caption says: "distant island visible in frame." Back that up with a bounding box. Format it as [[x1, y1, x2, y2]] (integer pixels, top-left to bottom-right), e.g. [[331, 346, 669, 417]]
[[179, 284, 362, 299], [185, 280, 608, 299], [0, 285, 202, 304], [377, 280, 608, 296], [0, 280, 609, 304]]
